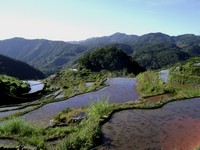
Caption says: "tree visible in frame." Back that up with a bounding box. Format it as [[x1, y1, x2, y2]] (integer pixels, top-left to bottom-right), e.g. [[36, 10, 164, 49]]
[[78, 46, 146, 75]]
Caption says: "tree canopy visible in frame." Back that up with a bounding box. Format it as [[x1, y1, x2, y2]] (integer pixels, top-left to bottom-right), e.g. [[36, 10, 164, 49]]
[[78, 46, 146, 75]]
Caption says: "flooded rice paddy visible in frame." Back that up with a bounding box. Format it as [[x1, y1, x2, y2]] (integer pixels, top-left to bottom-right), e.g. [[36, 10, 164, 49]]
[[27, 81, 44, 93], [0, 106, 37, 118], [1, 77, 200, 149], [99, 97, 200, 150], [21, 78, 140, 126]]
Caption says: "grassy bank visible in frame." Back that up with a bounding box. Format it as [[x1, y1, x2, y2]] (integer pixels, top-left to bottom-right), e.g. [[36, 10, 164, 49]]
[[1, 93, 200, 149], [136, 58, 200, 99], [45, 69, 108, 99], [1, 58, 199, 149], [0, 75, 30, 98], [0, 99, 116, 149], [0, 69, 110, 122]]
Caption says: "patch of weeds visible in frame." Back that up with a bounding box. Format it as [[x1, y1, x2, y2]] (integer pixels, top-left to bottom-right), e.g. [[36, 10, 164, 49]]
[[88, 98, 112, 119], [0, 118, 45, 148], [55, 108, 87, 124], [46, 126, 77, 138], [56, 99, 116, 150], [136, 71, 167, 97]]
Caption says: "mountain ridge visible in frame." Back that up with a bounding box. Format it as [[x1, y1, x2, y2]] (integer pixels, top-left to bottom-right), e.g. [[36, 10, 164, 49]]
[[0, 32, 199, 75], [0, 54, 45, 79]]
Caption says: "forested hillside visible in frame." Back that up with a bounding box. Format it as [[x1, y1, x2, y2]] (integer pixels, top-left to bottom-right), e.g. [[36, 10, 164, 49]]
[[0, 54, 45, 79], [78, 46, 146, 75], [0, 38, 87, 75], [0, 33, 199, 75]]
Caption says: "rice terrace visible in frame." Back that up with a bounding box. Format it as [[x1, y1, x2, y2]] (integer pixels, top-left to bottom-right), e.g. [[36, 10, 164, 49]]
[[0, 0, 200, 149]]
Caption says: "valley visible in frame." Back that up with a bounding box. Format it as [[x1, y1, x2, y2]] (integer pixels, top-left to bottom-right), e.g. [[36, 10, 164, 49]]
[[0, 33, 200, 75], [0, 34, 199, 149], [1, 0, 200, 148]]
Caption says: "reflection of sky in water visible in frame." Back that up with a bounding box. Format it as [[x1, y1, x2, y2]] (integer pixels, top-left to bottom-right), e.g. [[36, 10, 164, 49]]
[[159, 69, 169, 83], [0, 106, 36, 119], [21, 78, 140, 126], [27, 81, 44, 93], [101, 97, 200, 150]]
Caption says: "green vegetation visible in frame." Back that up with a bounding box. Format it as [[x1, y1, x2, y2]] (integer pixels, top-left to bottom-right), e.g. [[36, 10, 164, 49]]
[[0, 54, 45, 79], [0, 118, 77, 149], [133, 44, 189, 69], [0, 119, 45, 148], [0, 38, 88, 76], [1, 33, 199, 75], [78, 46, 146, 75], [136, 71, 168, 97], [136, 57, 200, 98], [45, 69, 108, 98], [1, 86, 200, 150], [169, 57, 200, 84], [0, 75, 30, 96], [0, 35, 199, 149], [0, 74, 47, 105], [0, 100, 115, 149], [56, 99, 116, 150]]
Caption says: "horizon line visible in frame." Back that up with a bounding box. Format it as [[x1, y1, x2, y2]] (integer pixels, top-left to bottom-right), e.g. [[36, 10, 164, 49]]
[[0, 31, 199, 42]]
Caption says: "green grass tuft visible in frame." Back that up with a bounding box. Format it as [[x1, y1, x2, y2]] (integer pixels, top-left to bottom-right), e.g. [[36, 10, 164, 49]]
[[57, 99, 115, 150], [0, 118, 41, 137]]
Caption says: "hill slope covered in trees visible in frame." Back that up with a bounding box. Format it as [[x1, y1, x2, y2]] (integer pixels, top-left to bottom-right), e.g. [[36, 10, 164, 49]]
[[0, 38, 87, 75], [0, 54, 45, 79], [0, 33, 199, 75], [78, 46, 146, 75]]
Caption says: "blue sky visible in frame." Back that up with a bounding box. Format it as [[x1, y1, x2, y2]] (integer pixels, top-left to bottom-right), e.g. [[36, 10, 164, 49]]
[[0, 0, 200, 41]]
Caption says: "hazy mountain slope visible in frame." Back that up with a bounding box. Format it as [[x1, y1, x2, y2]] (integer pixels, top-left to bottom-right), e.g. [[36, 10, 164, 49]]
[[133, 44, 189, 69], [173, 34, 200, 56], [0, 54, 45, 79], [72, 32, 138, 47], [76, 32, 199, 69], [0, 38, 88, 75], [0, 33, 199, 75]]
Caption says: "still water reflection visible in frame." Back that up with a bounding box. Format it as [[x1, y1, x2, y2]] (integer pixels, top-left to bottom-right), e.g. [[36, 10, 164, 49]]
[[100, 97, 200, 150]]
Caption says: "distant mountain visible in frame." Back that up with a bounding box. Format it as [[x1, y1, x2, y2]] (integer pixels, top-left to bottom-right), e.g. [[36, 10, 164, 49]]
[[73, 32, 138, 47], [0, 32, 199, 74], [133, 44, 189, 69], [0, 38, 88, 75], [173, 34, 200, 56], [73, 32, 199, 69], [0, 54, 45, 79]]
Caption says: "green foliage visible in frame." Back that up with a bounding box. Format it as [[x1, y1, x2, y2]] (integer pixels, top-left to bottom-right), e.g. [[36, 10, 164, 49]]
[[0, 74, 30, 96], [136, 57, 200, 98], [45, 69, 107, 98], [0, 119, 41, 137], [136, 71, 168, 97], [0, 118, 77, 149], [0, 119, 45, 148], [88, 99, 111, 119], [133, 43, 189, 69], [59, 122, 100, 150], [57, 99, 115, 150], [78, 46, 145, 75], [46, 126, 76, 137], [169, 57, 200, 85], [54, 108, 86, 124]]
